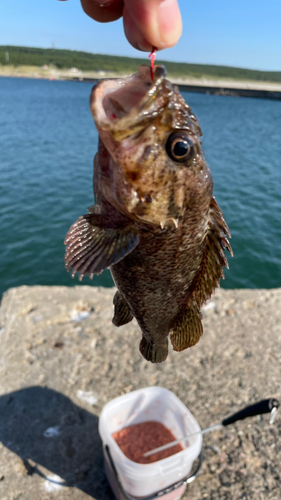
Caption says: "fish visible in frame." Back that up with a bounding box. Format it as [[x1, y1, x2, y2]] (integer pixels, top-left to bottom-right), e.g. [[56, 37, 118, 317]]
[[64, 65, 233, 363]]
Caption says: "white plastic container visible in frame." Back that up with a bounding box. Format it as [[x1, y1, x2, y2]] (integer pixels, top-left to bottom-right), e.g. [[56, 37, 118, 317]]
[[99, 387, 202, 500]]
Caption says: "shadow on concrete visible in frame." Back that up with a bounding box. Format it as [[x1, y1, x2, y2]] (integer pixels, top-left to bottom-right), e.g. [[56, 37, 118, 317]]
[[0, 386, 115, 499]]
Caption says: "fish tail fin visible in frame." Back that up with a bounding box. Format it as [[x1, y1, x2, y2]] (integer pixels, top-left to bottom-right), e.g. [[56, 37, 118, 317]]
[[170, 301, 203, 352], [112, 291, 134, 327], [139, 337, 168, 363]]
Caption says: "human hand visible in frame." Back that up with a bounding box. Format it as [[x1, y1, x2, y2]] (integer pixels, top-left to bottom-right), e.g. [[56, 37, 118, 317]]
[[58, 0, 182, 51]]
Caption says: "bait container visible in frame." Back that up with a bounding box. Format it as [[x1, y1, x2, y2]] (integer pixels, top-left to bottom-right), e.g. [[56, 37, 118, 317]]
[[99, 386, 202, 500]]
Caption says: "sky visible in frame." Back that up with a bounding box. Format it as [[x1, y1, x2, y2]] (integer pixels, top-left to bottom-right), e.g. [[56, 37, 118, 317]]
[[1, 0, 281, 71]]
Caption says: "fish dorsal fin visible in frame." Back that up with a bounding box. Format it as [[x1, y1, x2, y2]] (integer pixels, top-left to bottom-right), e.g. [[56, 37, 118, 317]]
[[170, 301, 203, 351], [64, 210, 139, 280], [171, 197, 231, 353], [189, 196, 233, 306]]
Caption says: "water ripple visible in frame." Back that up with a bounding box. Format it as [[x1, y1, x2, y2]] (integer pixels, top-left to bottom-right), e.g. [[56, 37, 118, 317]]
[[0, 78, 280, 295]]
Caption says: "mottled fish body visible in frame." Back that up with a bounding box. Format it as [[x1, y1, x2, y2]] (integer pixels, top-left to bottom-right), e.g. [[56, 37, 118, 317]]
[[65, 65, 232, 363]]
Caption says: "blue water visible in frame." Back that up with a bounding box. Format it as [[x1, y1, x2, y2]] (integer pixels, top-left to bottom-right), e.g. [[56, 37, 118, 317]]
[[0, 77, 280, 296]]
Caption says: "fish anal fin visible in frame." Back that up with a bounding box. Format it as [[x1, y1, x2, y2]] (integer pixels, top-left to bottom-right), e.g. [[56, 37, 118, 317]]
[[190, 197, 233, 306], [112, 291, 134, 327], [139, 337, 168, 364], [64, 210, 139, 280], [170, 302, 203, 352]]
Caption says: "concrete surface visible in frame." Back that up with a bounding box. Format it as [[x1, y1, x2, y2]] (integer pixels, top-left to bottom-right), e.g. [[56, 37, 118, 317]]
[[0, 285, 280, 500]]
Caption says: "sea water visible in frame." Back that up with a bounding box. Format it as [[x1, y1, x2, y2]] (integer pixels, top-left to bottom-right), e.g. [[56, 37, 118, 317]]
[[0, 77, 280, 297]]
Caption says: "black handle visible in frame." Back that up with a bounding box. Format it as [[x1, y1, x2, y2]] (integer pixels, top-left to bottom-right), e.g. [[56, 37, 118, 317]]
[[222, 398, 279, 427]]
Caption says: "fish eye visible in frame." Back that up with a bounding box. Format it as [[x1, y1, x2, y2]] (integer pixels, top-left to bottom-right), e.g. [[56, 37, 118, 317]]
[[166, 132, 194, 163]]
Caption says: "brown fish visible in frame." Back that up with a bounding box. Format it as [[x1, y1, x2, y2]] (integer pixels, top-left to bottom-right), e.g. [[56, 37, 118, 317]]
[[64, 65, 232, 363]]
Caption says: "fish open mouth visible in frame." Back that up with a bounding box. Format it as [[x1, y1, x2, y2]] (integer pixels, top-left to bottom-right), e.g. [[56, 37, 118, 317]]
[[90, 65, 168, 133], [102, 74, 150, 122]]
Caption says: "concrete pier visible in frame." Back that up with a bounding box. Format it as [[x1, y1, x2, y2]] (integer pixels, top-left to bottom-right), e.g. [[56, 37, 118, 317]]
[[68, 75, 281, 100], [176, 82, 281, 100], [0, 285, 280, 500], [1, 64, 281, 100]]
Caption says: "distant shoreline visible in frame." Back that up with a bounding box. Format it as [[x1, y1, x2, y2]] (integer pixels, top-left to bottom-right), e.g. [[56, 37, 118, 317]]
[[1, 65, 281, 100]]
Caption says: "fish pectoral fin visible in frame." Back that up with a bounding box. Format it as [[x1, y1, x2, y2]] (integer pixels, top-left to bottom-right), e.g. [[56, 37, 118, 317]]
[[112, 291, 134, 327], [170, 302, 203, 352], [64, 212, 139, 280], [139, 336, 168, 364]]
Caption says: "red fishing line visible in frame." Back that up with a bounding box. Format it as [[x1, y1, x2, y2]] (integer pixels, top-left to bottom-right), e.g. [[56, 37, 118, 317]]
[[149, 47, 157, 80]]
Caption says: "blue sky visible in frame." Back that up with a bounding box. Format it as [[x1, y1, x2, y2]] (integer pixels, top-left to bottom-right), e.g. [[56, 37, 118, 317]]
[[1, 0, 281, 71]]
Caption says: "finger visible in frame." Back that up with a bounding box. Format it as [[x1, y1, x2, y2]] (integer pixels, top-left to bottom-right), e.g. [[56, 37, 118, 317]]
[[123, 0, 182, 50], [80, 0, 124, 23], [123, 8, 151, 51]]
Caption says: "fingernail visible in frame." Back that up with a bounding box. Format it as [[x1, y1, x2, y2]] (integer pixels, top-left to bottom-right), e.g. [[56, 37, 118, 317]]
[[136, 40, 153, 51], [157, 0, 182, 46]]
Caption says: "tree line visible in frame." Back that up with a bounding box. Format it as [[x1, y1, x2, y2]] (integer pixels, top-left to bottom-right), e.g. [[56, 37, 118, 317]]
[[1, 45, 281, 82]]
